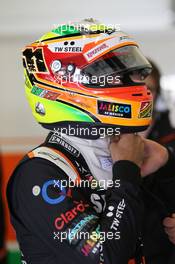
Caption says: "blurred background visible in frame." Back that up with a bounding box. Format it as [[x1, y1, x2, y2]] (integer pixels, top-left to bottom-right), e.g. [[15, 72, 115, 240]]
[[0, 0, 175, 263]]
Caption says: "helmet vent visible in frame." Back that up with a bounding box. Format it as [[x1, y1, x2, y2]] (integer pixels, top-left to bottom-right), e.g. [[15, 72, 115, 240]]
[[132, 93, 143, 96]]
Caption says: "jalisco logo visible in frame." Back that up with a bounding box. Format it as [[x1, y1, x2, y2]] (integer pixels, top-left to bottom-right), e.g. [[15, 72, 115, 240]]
[[81, 238, 100, 257], [80, 231, 109, 261], [54, 200, 89, 230], [97, 100, 131, 118], [81, 225, 101, 256]]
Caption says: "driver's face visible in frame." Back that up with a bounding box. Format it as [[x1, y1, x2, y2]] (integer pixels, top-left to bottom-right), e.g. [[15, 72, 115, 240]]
[[145, 75, 158, 102]]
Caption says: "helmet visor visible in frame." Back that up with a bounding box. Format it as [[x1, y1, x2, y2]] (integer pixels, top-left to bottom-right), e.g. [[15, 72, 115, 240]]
[[80, 45, 152, 87]]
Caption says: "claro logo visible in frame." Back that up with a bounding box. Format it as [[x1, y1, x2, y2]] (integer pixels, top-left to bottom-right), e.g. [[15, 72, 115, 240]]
[[54, 201, 89, 230]]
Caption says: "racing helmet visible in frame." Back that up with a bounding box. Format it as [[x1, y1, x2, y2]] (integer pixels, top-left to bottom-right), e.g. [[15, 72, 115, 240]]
[[23, 19, 153, 136]]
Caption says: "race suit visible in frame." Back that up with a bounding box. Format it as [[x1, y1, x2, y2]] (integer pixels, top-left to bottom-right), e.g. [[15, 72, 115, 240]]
[[7, 131, 175, 264]]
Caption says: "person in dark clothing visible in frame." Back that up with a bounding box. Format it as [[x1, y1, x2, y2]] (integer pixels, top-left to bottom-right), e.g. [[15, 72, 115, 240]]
[[146, 59, 175, 150], [7, 132, 174, 264], [6, 20, 175, 264], [141, 59, 175, 264]]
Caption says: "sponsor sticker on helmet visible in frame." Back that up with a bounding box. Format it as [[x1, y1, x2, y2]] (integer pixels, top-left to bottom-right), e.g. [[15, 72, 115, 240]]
[[48, 40, 84, 53], [97, 100, 131, 118], [83, 34, 135, 63], [138, 101, 153, 118], [84, 43, 109, 61], [32, 86, 59, 101], [23, 47, 48, 73]]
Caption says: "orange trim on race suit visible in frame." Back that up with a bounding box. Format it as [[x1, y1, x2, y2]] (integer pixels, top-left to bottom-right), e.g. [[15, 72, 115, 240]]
[[28, 151, 35, 159], [50, 147, 81, 184], [28, 147, 81, 184]]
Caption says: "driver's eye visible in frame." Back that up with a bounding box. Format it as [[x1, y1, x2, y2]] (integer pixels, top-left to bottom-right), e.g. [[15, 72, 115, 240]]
[[129, 71, 146, 83]]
